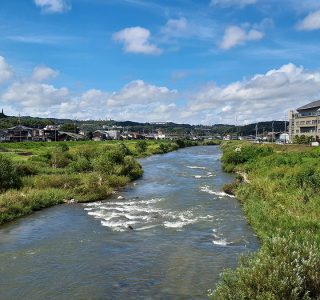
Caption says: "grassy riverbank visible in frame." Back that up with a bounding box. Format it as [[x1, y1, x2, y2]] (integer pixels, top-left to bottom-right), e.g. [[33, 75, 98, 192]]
[[211, 142, 320, 299], [0, 139, 220, 225]]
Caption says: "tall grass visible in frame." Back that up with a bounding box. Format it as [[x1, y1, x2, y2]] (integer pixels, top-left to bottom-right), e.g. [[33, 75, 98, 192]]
[[211, 142, 320, 299]]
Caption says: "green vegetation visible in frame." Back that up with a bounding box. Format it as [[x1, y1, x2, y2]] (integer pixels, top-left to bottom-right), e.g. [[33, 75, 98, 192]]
[[0, 139, 213, 225], [211, 142, 320, 300], [293, 134, 316, 144]]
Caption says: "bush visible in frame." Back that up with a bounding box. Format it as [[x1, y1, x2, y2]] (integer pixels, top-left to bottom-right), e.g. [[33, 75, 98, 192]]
[[29, 174, 81, 189], [222, 146, 274, 168], [14, 160, 39, 176], [93, 149, 143, 179], [51, 148, 71, 168], [69, 157, 93, 172], [222, 181, 239, 195], [176, 139, 186, 148], [135, 140, 147, 153], [211, 233, 320, 300], [0, 155, 22, 192]]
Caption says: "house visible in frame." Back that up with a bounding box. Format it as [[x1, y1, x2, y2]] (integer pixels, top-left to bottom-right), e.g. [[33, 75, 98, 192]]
[[289, 100, 320, 141], [0, 130, 9, 142], [155, 130, 166, 140], [93, 130, 109, 141], [106, 130, 121, 140], [58, 131, 87, 141], [7, 125, 33, 142]]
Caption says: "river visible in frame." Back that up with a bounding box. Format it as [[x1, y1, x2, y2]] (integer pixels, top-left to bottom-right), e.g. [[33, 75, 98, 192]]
[[0, 146, 259, 300]]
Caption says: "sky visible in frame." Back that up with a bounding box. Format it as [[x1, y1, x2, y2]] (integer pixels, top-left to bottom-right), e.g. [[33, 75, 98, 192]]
[[1, 0, 320, 124]]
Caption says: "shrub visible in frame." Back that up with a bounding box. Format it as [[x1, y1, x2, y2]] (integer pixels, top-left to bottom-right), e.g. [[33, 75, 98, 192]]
[[222, 146, 274, 167], [29, 174, 81, 189], [93, 149, 124, 176], [74, 144, 97, 160], [135, 140, 148, 153], [51, 148, 71, 168], [117, 142, 132, 156], [14, 160, 39, 176], [69, 157, 93, 172], [105, 175, 130, 188], [211, 233, 320, 300], [222, 181, 239, 195], [158, 143, 169, 153], [0, 155, 22, 192], [176, 139, 186, 148]]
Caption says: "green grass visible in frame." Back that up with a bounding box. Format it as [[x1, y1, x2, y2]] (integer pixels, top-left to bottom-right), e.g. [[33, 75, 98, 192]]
[[0, 139, 216, 225], [211, 141, 320, 300]]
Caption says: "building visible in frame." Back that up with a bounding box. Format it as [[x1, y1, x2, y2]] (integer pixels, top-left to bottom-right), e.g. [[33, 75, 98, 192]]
[[289, 100, 320, 141], [7, 125, 33, 142], [106, 130, 121, 140], [0, 130, 9, 142]]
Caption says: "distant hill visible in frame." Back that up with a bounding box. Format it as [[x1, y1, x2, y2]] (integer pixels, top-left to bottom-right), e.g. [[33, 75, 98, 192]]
[[0, 113, 288, 136]]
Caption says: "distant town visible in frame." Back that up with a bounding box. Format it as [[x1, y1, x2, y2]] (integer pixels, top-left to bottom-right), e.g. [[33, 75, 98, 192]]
[[1, 99, 319, 144]]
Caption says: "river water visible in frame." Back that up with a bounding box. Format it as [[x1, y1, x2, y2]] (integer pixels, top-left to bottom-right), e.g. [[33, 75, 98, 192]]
[[0, 146, 258, 300]]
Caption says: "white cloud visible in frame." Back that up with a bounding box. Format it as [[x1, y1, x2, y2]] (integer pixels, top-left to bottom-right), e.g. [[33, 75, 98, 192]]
[[32, 66, 59, 82], [4, 59, 320, 125], [211, 0, 257, 7], [0, 56, 14, 84], [2, 82, 69, 108], [161, 18, 188, 39], [34, 0, 71, 14], [184, 63, 320, 124], [2, 65, 68, 109], [106, 80, 177, 106], [220, 25, 264, 50], [113, 27, 162, 55], [297, 10, 320, 31]]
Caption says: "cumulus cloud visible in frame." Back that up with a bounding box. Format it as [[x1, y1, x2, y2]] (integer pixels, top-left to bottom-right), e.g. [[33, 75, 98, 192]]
[[220, 25, 264, 50], [113, 27, 162, 55], [211, 0, 257, 7], [2, 82, 69, 108], [31, 66, 59, 82], [0, 56, 14, 84], [184, 63, 320, 124], [4, 59, 320, 125], [2, 65, 68, 110], [106, 80, 177, 106], [297, 10, 320, 31], [34, 0, 71, 14]]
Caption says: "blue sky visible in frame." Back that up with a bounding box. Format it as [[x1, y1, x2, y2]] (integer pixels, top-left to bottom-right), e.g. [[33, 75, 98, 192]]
[[1, 0, 320, 124]]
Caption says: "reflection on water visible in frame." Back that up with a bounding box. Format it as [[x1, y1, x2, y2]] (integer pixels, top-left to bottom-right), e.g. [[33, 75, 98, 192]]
[[0, 146, 259, 300]]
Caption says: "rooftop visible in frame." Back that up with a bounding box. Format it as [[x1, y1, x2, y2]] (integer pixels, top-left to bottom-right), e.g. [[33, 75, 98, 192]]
[[297, 100, 320, 111]]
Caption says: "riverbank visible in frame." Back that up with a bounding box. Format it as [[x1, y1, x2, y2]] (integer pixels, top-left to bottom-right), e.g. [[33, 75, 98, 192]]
[[0, 139, 220, 225], [211, 142, 320, 299]]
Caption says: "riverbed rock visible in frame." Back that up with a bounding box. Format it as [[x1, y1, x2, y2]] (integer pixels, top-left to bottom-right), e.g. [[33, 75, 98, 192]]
[[117, 196, 125, 200]]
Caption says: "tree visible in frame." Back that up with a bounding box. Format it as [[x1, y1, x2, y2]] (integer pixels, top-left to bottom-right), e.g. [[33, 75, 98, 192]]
[[0, 155, 22, 192], [60, 123, 79, 133]]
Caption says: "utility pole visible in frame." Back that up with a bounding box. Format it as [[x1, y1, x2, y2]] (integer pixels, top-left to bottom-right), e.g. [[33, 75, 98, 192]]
[[272, 121, 274, 143], [255, 123, 258, 141], [284, 113, 287, 144], [18, 113, 22, 143]]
